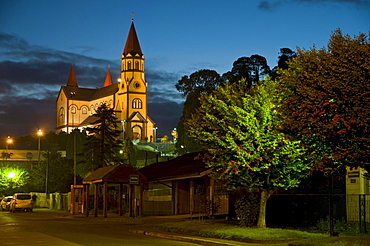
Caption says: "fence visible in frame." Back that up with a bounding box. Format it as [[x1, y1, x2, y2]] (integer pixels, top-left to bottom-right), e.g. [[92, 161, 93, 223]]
[[31, 192, 70, 211], [267, 194, 369, 233]]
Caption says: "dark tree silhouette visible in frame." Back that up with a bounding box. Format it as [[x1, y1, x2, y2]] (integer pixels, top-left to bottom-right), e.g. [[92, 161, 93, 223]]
[[83, 103, 123, 171], [175, 70, 223, 154]]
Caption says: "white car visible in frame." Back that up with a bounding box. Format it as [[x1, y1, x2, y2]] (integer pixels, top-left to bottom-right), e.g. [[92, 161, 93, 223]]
[[1, 196, 13, 211], [9, 193, 33, 212]]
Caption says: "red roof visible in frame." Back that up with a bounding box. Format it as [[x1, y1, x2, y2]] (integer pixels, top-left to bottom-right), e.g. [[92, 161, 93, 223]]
[[103, 67, 113, 87], [66, 65, 78, 87], [123, 22, 143, 57]]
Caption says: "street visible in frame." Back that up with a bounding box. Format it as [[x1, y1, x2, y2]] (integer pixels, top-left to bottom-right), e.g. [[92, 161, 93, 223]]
[[0, 209, 198, 246]]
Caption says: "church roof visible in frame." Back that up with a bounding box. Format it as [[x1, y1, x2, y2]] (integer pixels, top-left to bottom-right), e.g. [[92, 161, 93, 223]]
[[103, 67, 113, 87], [66, 65, 78, 87], [61, 86, 96, 101], [123, 22, 143, 57], [91, 83, 119, 100], [79, 115, 100, 127], [61, 83, 118, 102]]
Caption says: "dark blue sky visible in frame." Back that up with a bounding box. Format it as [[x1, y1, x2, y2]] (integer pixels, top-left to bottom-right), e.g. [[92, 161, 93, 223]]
[[0, 0, 369, 139]]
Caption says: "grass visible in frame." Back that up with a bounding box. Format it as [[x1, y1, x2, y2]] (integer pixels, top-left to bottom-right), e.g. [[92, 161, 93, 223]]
[[157, 220, 370, 246]]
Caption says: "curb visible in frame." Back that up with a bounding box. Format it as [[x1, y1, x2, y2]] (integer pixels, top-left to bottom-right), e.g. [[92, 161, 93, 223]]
[[129, 229, 244, 246]]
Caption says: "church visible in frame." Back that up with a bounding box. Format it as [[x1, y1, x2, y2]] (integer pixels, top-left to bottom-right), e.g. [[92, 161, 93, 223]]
[[56, 21, 156, 142]]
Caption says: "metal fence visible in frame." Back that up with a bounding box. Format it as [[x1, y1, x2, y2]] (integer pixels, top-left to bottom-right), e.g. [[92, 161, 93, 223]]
[[267, 194, 369, 233], [347, 194, 369, 233]]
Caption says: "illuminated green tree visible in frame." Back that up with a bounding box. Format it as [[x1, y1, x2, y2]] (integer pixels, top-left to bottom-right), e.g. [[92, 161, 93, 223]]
[[279, 29, 370, 172], [187, 79, 311, 228], [0, 166, 30, 193]]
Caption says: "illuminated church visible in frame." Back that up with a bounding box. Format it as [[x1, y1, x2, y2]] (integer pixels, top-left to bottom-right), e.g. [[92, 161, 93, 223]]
[[56, 21, 156, 142]]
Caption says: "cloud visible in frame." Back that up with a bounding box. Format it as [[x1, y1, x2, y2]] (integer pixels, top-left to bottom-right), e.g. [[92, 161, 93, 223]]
[[0, 33, 183, 138], [257, 0, 370, 10]]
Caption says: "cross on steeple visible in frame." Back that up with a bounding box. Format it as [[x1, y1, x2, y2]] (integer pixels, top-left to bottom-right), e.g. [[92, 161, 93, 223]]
[[131, 12, 134, 21]]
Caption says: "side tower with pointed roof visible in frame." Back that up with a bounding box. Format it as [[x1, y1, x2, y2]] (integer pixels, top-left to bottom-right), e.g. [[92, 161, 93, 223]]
[[56, 21, 155, 142]]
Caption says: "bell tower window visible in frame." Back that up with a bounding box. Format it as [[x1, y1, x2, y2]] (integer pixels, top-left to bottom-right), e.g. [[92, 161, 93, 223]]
[[128, 61, 132, 70], [132, 98, 142, 109]]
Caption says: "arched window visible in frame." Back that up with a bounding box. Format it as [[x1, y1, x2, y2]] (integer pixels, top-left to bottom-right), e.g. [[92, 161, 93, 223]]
[[132, 125, 142, 140], [127, 61, 131, 70], [71, 106, 76, 114], [82, 107, 87, 114], [135, 61, 139, 70], [58, 108, 65, 126], [132, 98, 142, 109]]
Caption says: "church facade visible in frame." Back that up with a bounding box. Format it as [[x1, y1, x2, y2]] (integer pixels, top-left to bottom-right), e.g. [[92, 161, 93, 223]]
[[56, 21, 156, 142]]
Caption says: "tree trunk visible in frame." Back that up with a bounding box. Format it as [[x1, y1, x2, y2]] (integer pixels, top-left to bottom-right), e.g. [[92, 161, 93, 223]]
[[257, 189, 273, 228]]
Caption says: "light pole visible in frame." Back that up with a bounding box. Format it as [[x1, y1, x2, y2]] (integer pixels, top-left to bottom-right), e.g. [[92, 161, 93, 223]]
[[153, 127, 157, 143], [37, 129, 43, 166], [5, 136, 13, 164], [37, 129, 48, 194]]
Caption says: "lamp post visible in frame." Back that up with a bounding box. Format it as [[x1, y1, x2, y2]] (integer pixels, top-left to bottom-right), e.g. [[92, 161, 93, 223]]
[[5, 136, 13, 164], [153, 127, 157, 143], [37, 129, 48, 194], [37, 129, 43, 166]]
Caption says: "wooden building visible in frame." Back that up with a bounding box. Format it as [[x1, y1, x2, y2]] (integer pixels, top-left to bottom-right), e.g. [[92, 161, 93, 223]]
[[139, 152, 229, 216]]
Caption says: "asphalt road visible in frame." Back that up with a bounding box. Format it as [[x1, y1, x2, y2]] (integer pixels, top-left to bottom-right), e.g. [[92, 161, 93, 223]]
[[0, 208, 199, 246]]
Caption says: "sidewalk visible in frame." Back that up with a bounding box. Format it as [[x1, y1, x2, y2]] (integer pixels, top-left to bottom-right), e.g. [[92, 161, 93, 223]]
[[129, 228, 289, 246], [45, 209, 291, 246]]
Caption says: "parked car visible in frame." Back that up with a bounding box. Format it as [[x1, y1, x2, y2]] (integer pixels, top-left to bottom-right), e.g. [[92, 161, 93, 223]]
[[1, 196, 13, 211], [9, 193, 33, 212]]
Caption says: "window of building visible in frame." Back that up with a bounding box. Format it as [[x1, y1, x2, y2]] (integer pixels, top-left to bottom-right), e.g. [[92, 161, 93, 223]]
[[132, 98, 142, 109], [135, 61, 139, 70], [128, 61, 131, 70], [58, 108, 65, 126], [82, 107, 87, 114], [71, 106, 76, 114]]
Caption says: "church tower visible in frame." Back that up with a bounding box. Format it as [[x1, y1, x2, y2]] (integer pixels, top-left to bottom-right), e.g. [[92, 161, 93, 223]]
[[56, 20, 155, 142], [117, 20, 155, 141]]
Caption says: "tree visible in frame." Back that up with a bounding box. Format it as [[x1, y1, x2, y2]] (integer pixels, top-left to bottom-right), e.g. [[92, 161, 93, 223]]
[[222, 55, 271, 87], [222, 57, 253, 87], [271, 48, 296, 79], [175, 70, 223, 154], [249, 54, 271, 83], [83, 103, 123, 172], [30, 146, 73, 193], [277, 48, 296, 70], [175, 69, 223, 97], [187, 78, 311, 228], [278, 29, 370, 172], [0, 166, 30, 194]]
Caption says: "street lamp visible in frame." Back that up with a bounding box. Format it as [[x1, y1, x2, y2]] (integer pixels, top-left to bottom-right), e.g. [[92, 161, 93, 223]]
[[37, 129, 43, 166], [5, 136, 13, 164], [153, 127, 158, 143], [7, 171, 16, 178]]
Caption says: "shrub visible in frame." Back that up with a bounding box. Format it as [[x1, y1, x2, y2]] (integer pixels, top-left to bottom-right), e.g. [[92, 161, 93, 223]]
[[235, 191, 260, 227], [316, 217, 361, 235]]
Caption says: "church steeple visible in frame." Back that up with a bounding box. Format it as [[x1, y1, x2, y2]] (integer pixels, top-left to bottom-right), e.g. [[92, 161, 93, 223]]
[[103, 66, 113, 87], [123, 21, 143, 57], [120, 20, 145, 85], [66, 65, 78, 87]]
